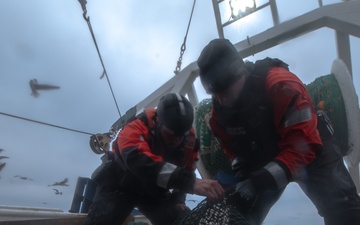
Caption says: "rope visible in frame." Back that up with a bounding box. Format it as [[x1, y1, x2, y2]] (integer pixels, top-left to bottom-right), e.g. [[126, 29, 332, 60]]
[[174, 0, 197, 75], [78, 0, 121, 117], [0, 112, 93, 136]]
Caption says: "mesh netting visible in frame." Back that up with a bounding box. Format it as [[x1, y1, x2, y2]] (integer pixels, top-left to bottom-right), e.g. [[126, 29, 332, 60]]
[[173, 198, 256, 225], [306, 74, 348, 155], [194, 99, 233, 177]]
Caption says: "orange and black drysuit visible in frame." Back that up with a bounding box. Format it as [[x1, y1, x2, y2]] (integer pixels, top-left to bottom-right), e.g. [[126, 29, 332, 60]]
[[116, 108, 198, 196], [86, 109, 199, 225], [210, 58, 322, 180], [210, 58, 360, 225]]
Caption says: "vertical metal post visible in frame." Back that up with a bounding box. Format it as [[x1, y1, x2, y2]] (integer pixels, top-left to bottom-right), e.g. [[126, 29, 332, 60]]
[[69, 177, 88, 213], [212, 0, 225, 38], [80, 179, 97, 213], [269, 0, 279, 26], [69, 177, 97, 213], [335, 31, 353, 77]]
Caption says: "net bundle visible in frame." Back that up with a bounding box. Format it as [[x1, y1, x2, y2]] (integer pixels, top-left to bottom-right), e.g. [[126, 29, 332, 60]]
[[306, 74, 348, 155], [173, 198, 256, 225]]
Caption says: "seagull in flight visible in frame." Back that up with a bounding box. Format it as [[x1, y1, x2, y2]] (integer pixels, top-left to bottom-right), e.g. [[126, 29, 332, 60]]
[[48, 177, 69, 187], [53, 189, 63, 195], [0, 150, 8, 173], [14, 175, 34, 181], [29, 79, 60, 97], [0, 163, 6, 172], [0, 150, 9, 161]]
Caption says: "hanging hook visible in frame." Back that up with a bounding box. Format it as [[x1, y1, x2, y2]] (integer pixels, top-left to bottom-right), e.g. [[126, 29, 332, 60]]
[[78, 0, 90, 21]]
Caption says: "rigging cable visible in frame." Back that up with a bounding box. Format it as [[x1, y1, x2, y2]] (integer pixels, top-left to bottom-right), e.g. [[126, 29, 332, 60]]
[[78, 0, 121, 117], [0, 112, 93, 136], [174, 0, 197, 75]]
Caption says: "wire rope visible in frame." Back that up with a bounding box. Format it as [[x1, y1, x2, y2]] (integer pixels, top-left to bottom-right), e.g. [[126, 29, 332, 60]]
[[0, 112, 93, 136], [78, 0, 121, 117]]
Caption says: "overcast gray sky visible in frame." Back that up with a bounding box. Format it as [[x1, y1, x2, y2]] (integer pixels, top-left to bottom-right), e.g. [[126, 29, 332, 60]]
[[0, 0, 359, 224]]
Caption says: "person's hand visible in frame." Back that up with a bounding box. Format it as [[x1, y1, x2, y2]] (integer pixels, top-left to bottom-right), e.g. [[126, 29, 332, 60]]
[[227, 178, 256, 201], [225, 178, 258, 213], [193, 179, 225, 202], [226, 162, 289, 213], [175, 203, 191, 214]]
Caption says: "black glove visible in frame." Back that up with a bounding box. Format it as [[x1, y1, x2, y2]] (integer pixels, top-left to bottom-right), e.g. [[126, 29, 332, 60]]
[[226, 169, 273, 213], [226, 161, 290, 213], [226, 177, 257, 213]]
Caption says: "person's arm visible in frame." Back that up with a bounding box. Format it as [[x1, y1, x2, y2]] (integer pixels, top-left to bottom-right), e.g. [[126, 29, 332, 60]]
[[227, 68, 322, 209], [232, 68, 322, 192], [209, 109, 238, 163], [266, 67, 322, 178], [167, 130, 224, 202], [118, 119, 166, 187], [118, 118, 196, 193], [119, 120, 224, 201]]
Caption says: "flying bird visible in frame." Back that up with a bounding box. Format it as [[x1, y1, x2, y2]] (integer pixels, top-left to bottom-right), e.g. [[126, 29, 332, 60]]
[[48, 177, 69, 187], [29, 79, 60, 97], [0, 150, 9, 161], [53, 189, 62, 195], [0, 163, 6, 172], [14, 175, 34, 181]]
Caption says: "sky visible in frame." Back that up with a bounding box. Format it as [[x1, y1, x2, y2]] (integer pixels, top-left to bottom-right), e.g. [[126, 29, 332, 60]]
[[0, 0, 359, 224]]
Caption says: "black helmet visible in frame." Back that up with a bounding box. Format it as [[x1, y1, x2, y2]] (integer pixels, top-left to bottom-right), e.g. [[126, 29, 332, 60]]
[[157, 93, 194, 136], [197, 38, 246, 93]]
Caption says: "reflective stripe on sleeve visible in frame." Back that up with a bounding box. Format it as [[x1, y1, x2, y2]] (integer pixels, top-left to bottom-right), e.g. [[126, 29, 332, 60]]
[[264, 162, 288, 189], [284, 107, 312, 128], [157, 162, 177, 189]]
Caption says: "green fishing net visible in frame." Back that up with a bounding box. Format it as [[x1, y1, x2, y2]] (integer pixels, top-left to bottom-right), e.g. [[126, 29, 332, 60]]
[[194, 98, 233, 177], [307, 73, 348, 155]]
